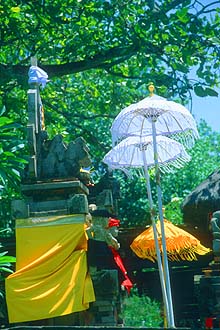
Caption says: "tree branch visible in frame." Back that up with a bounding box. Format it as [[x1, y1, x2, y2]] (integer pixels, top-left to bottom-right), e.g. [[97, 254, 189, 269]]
[[0, 43, 140, 83], [43, 100, 115, 120], [43, 101, 112, 152]]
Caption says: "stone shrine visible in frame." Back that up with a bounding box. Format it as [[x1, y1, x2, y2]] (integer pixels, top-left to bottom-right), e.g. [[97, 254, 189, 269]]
[[8, 58, 120, 327]]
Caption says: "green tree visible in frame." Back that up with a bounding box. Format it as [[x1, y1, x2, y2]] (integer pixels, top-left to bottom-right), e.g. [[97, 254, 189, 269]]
[[1, 0, 219, 97], [0, 108, 26, 189], [121, 289, 162, 327], [117, 120, 220, 226], [0, 107, 27, 232], [0, 230, 16, 322], [1, 0, 220, 154], [161, 120, 220, 203]]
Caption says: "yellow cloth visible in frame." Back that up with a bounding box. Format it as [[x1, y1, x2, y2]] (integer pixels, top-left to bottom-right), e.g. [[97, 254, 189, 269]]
[[130, 219, 211, 262], [6, 217, 95, 323]]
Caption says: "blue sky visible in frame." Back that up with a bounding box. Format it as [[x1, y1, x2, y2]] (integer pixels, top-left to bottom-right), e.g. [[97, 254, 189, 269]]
[[189, 0, 220, 132], [191, 90, 220, 132]]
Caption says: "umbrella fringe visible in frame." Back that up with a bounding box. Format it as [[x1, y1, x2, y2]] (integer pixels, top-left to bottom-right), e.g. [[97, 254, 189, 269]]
[[159, 155, 191, 174], [170, 130, 199, 149], [112, 157, 191, 177], [116, 167, 149, 179], [112, 157, 191, 176], [130, 230, 211, 262], [131, 245, 211, 263]]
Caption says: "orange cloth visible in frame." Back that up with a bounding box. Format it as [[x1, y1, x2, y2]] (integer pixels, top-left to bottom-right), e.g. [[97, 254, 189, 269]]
[[6, 216, 95, 323], [130, 219, 211, 262]]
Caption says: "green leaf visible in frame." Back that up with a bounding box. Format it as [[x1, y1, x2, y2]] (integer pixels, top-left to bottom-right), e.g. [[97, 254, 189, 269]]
[[205, 87, 218, 97], [176, 8, 189, 23], [173, 62, 189, 74], [0, 251, 8, 257], [194, 85, 207, 97], [0, 267, 14, 273], [0, 106, 6, 116], [0, 169, 7, 185], [0, 117, 13, 126]]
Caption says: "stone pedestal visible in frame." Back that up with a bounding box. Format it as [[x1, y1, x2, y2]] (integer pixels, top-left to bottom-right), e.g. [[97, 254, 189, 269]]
[[12, 180, 89, 218], [198, 263, 220, 328], [85, 270, 120, 326]]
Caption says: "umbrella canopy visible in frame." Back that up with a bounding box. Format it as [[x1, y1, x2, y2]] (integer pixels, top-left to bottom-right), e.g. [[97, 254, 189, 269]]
[[103, 135, 191, 174], [103, 134, 191, 328], [111, 94, 199, 148], [130, 219, 211, 262]]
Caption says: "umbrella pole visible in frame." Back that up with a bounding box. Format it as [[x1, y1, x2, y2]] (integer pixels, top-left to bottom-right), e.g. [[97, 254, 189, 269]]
[[142, 150, 170, 326], [151, 119, 175, 328]]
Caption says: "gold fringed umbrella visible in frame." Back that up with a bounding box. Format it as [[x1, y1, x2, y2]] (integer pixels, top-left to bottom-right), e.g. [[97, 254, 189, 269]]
[[130, 219, 211, 262]]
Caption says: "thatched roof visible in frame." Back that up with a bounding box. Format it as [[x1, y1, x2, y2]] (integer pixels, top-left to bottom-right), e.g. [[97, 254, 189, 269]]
[[182, 169, 220, 231]]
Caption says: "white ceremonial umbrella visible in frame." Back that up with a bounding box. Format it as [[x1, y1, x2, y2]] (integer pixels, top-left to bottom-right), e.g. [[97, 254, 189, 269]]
[[111, 93, 199, 148], [104, 135, 190, 173], [103, 134, 191, 328], [110, 86, 199, 328]]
